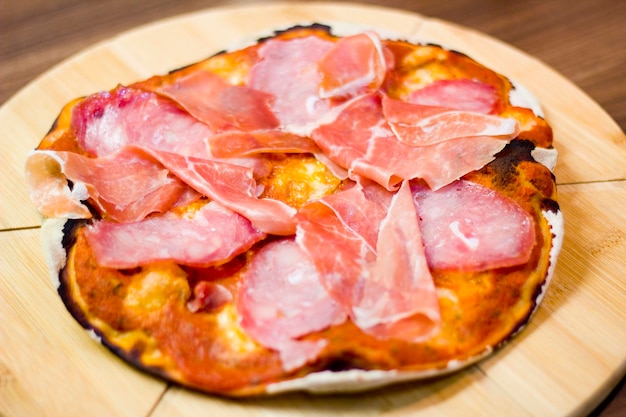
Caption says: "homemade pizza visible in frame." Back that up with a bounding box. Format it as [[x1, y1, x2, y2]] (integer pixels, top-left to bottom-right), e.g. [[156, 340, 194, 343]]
[[25, 24, 563, 396]]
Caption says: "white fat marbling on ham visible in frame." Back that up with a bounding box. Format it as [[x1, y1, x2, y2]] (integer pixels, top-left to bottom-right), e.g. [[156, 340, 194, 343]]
[[382, 95, 519, 147], [318, 31, 390, 99], [84, 202, 265, 268], [248, 35, 334, 128], [311, 94, 509, 190], [411, 180, 536, 271], [73, 86, 213, 158], [407, 79, 499, 114], [25, 147, 187, 222], [140, 148, 297, 235], [237, 239, 346, 371], [155, 70, 280, 132]]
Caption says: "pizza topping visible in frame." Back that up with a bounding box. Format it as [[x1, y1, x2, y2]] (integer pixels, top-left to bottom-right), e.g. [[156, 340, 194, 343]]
[[141, 148, 297, 235], [318, 31, 390, 99], [353, 180, 440, 341], [412, 180, 536, 270], [382, 95, 519, 146], [248, 35, 334, 127], [73, 86, 213, 159], [84, 202, 265, 268], [407, 79, 499, 114], [311, 93, 509, 190], [296, 180, 440, 342], [207, 130, 319, 158], [187, 281, 233, 313], [238, 239, 346, 371], [154, 70, 280, 132], [26, 148, 188, 222]]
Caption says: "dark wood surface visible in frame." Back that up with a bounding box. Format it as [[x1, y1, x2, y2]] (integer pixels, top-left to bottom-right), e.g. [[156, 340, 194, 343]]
[[1, 1, 624, 416]]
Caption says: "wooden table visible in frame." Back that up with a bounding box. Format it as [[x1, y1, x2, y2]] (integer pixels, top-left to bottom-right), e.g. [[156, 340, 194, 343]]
[[1, 1, 624, 416]]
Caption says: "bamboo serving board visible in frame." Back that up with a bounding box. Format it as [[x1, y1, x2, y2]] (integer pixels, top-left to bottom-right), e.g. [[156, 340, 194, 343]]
[[1, 3, 624, 417]]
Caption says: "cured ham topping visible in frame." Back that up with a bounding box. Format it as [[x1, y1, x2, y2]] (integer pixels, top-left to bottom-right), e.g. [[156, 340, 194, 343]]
[[382, 95, 519, 146], [407, 79, 499, 114], [296, 181, 440, 342], [140, 148, 298, 235], [25, 147, 187, 223], [296, 182, 388, 306], [318, 32, 390, 99], [412, 180, 536, 271], [248, 35, 334, 127], [154, 70, 280, 132], [84, 202, 265, 269], [187, 281, 233, 313], [238, 239, 346, 371], [73, 86, 213, 159], [207, 130, 319, 158], [353, 181, 440, 341], [311, 93, 510, 190]]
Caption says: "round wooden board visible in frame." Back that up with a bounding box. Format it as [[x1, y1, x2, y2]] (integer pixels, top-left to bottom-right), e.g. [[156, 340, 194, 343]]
[[1, 3, 624, 417]]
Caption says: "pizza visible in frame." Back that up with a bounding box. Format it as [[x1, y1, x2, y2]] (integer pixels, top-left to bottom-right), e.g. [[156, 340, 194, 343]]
[[25, 24, 563, 396]]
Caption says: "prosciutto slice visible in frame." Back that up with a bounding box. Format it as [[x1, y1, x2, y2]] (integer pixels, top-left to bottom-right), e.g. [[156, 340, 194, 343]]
[[318, 32, 389, 99], [312, 93, 510, 190], [139, 148, 297, 235], [382, 95, 519, 146], [296, 181, 440, 341], [84, 202, 265, 268], [407, 79, 499, 114], [154, 70, 280, 132], [73, 86, 213, 158], [238, 239, 346, 371], [296, 183, 387, 306], [353, 181, 440, 341], [248, 35, 334, 128], [207, 130, 319, 158], [25, 147, 187, 222], [412, 180, 536, 271]]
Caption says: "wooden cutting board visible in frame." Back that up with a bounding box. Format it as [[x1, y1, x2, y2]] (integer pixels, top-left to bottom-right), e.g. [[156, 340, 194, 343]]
[[1, 3, 624, 417]]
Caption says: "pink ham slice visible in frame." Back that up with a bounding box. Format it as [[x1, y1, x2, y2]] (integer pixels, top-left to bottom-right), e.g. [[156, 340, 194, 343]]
[[207, 129, 319, 158], [247, 35, 334, 128], [382, 95, 519, 147], [407, 79, 499, 114], [73, 86, 214, 159], [312, 93, 510, 190], [412, 180, 536, 271], [296, 181, 440, 342], [84, 201, 265, 268], [25, 147, 188, 222], [296, 183, 387, 307], [353, 181, 440, 341], [237, 239, 346, 371], [187, 281, 233, 313], [139, 148, 297, 235], [318, 31, 390, 99], [154, 70, 280, 132]]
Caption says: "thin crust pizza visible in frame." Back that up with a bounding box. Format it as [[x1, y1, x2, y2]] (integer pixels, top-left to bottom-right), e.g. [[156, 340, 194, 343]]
[[25, 24, 563, 396]]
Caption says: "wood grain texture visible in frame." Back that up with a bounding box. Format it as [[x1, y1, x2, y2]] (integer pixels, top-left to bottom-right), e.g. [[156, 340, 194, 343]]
[[0, 2, 624, 417]]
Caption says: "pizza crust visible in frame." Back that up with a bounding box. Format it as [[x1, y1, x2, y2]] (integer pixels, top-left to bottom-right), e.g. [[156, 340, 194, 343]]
[[41, 217, 69, 290]]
